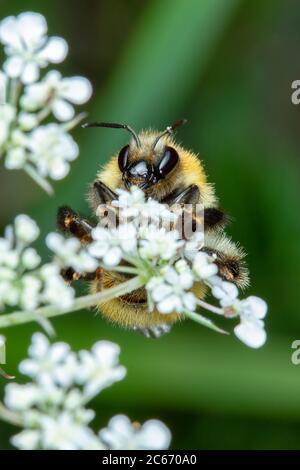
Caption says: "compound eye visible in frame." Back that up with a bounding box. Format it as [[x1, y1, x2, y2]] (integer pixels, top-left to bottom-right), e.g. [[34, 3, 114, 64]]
[[157, 146, 179, 178], [118, 145, 130, 172]]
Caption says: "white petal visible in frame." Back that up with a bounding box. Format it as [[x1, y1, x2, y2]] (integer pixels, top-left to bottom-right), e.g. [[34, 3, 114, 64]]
[[11, 430, 41, 450], [0, 16, 22, 49], [151, 284, 172, 302], [234, 322, 266, 349], [5, 148, 26, 169], [157, 295, 180, 314], [29, 332, 49, 358], [21, 62, 40, 84], [246, 296, 268, 319], [3, 56, 24, 78], [138, 420, 171, 450], [17, 12, 47, 49], [61, 77, 92, 104], [50, 342, 70, 362], [52, 98, 75, 121], [92, 341, 120, 365], [40, 36, 68, 63], [183, 292, 197, 311], [103, 247, 122, 266], [49, 159, 69, 180]]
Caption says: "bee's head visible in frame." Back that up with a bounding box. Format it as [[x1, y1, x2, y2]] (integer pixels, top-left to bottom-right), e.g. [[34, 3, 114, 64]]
[[82, 120, 186, 191]]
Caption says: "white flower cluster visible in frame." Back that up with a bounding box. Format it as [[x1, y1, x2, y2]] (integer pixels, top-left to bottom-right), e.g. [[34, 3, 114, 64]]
[[0, 214, 74, 311], [0, 12, 92, 190], [65, 186, 267, 349], [46, 232, 98, 274], [3, 333, 171, 450]]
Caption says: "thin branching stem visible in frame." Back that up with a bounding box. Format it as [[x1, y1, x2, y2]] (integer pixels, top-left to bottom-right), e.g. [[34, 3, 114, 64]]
[[197, 298, 224, 315], [182, 309, 228, 335], [24, 163, 54, 196]]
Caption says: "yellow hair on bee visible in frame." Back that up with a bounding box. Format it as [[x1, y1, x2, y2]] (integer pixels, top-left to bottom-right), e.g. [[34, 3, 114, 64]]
[[204, 232, 249, 289], [90, 270, 207, 329]]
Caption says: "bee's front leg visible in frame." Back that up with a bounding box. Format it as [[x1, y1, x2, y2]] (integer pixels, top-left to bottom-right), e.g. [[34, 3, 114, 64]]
[[57, 206, 94, 243], [89, 180, 118, 211], [61, 267, 103, 285]]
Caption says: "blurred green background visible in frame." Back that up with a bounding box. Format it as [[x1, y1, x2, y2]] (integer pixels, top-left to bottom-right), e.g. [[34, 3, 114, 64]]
[[1, 0, 300, 450]]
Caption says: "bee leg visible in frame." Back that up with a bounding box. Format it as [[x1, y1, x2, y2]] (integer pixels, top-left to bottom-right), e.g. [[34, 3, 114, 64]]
[[163, 184, 200, 204], [89, 180, 118, 210], [201, 246, 249, 289], [61, 267, 103, 284], [204, 207, 231, 230], [57, 206, 94, 243]]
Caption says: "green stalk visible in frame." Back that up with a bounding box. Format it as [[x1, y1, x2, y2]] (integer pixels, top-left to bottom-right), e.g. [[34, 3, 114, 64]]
[[0, 276, 143, 329], [24, 163, 54, 196], [182, 309, 229, 335]]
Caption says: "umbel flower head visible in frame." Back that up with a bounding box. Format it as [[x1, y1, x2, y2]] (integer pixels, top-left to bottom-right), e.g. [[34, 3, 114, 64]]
[[0, 214, 74, 311], [87, 186, 268, 348], [2, 333, 171, 451], [0, 11, 92, 192], [0, 12, 67, 84]]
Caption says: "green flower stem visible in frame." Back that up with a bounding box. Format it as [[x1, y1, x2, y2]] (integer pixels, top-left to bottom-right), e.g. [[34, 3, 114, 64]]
[[183, 309, 229, 335], [36, 106, 52, 123], [9, 78, 22, 107], [24, 163, 54, 196], [64, 112, 87, 132], [197, 298, 225, 316], [0, 276, 144, 329], [0, 402, 23, 427]]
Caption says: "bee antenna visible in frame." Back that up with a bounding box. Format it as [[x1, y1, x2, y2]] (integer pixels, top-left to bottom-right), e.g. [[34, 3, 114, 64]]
[[152, 119, 187, 150], [82, 121, 141, 148]]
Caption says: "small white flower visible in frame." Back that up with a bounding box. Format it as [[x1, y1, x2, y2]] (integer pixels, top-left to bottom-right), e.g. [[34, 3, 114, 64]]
[[211, 280, 239, 308], [52, 352, 79, 389], [4, 383, 39, 411], [139, 225, 183, 261], [89, 224, 137, 267], [40, 412, 103, 450], [99, 415, 171, 450], [234, 296, 268, 348], [39, 262, 74, 308], [19, 333, 70, 385], [193, 251, 218, 280], [5, 147, 27, 169], [26, 123, 79, 180], [114, 186, 176, 225], [0, 12, 68, 84], [11, 430, 41, 450], [18, 112, 38, 131], [184, 232, 204, 261], [21, 70, 92, 121], [77, 341, 126, 399], [19, 274, 42, 310], [147, 260, 197, 314], [46, 232, 98, 272], [14, 214, 40, 244], [21, 247, 41, 269]]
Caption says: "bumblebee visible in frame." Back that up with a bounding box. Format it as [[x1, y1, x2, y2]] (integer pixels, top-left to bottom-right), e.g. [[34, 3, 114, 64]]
[[57, 120, 248, 337]]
